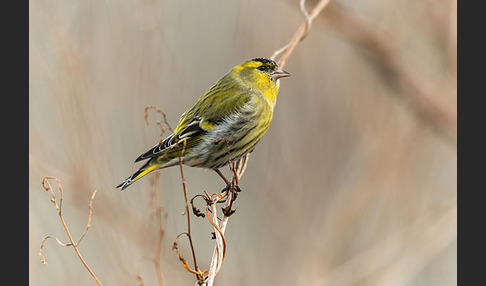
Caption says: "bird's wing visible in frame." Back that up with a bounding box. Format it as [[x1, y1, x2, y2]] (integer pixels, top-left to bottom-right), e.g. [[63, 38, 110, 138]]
[[134, 119, 210, 163], [135, 77, 252, 163], [176, 77, 253, 132]]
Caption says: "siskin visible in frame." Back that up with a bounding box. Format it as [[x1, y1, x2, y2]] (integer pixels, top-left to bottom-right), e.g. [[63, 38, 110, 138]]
[[117, 58, 290, 190]]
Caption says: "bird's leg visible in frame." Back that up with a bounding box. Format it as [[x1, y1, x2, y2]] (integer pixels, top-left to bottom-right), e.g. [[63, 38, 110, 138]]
[[214, 169, 230, 185], [214, 169, 239, 217], [214, 169, 233, 197], [214, 169, 242, 194]]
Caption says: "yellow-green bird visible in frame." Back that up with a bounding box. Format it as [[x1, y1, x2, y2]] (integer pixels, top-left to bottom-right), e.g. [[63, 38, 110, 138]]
[[117, 58, 290, 190]]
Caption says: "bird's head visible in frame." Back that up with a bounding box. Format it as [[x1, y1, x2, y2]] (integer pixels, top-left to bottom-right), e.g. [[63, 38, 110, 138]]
[[232, 58, 290, 92]]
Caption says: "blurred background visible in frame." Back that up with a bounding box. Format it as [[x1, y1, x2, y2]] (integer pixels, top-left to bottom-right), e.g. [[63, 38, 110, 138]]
[[29, 0, 457, 285]]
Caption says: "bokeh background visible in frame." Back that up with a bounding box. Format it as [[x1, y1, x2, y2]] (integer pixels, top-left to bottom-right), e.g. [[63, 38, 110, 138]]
[[29, 0, 457, 285]]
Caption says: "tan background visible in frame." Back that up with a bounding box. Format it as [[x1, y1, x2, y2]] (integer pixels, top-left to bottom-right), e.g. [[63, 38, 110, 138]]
[[29, 0, 457, 285]]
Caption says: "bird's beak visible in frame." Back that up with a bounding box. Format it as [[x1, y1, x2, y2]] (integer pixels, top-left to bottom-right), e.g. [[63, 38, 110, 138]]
[[270, 68, 291, 80]]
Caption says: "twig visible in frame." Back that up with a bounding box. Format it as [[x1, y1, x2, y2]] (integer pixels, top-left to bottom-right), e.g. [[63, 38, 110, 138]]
[[206, 204, 226, 264], [271, 0, 331, 68], [144, 105, 207, 282], [175, 138, 206, 282], [39, 177, 102, 286], [144, 105, 174, 144], [236, 153, 250, 181]]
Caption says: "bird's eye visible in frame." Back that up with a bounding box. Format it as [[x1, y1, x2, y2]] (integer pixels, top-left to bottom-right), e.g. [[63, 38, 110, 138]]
[[257, 65, 266, 71]]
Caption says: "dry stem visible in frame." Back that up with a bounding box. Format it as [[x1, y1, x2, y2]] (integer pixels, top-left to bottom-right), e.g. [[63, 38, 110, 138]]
[[39, 176, 102, 286], [271, 0, 331, 68], [144, 105, 207, 282], [144, 105, 174, 144], [175, 138, 206, 282]]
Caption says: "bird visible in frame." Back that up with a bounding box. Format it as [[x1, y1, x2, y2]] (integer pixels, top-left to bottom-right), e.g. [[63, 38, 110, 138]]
[[116, 57, 290, 190]]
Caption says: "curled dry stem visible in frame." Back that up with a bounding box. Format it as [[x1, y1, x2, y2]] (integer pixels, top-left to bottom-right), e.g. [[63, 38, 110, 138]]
[[172, 234, 208, 281], [39, 176, 102, 286], [206, 203, 227, 265], [190, 194, 207, 218], [144, 105, 173, 144]]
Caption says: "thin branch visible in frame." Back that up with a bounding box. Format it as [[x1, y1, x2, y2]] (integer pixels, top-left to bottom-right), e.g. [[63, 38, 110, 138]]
[[271, 0, 331, 68], [206, 204, 226, 264], [39, 177, 102, 286], [172, 234, 208, 278], [175, 138, 206, 282], [235, 154, 250, 185], [144, 105, 174, 144], [144, 105, 207, 282], [76, 190, 97, 246]]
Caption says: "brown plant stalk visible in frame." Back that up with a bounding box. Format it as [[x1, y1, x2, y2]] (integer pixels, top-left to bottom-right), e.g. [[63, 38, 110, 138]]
[[143, 105, 207, 282], [175, 138, 207, 282], [39, 176, 102, 286], [271, 0, 331, 68], [145, 105, 173, 144]]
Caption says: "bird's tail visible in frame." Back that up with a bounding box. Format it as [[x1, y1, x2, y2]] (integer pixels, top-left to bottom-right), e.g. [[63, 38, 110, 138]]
[[116, 159, 162, 190]]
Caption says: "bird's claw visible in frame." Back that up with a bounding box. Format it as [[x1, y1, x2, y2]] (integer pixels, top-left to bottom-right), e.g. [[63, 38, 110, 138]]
[[222, 182, 241, 193]]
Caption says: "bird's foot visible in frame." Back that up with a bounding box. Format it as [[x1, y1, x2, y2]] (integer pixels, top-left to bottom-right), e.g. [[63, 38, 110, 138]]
[[219, 182, 240, 217], [221, 182, 241, 193]]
